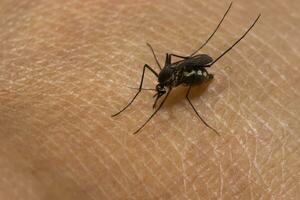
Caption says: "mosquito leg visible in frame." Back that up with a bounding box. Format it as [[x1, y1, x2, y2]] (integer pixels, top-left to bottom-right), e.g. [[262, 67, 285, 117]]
[[168, 53, 190, 63], [185, 86, 220, 135], [112, 64, 158, 117], [169, 54, 189, 59], [166, 2, 232, 60], [189, 2, 233, 56], [127, 86, 156, 91], [165, 52, 189, 66], [146, 43, 162, 70], [133, 88, 172, 134], [164, 53, 170, 66]]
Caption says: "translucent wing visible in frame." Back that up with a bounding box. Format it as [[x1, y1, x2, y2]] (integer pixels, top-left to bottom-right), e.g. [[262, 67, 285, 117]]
[[189, 54, 213, 66], [172, 54, 213, 70]]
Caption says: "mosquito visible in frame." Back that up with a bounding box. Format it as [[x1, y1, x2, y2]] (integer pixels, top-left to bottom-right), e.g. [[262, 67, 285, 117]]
[[112, 2, 261, 135]]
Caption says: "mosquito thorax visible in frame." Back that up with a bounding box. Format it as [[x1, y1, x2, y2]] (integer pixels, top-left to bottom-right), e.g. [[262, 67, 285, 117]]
[[158, 67, 174, 83]]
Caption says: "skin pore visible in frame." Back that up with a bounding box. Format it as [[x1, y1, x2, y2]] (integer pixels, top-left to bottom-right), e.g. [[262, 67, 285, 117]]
[[0, 0, 299, 199]]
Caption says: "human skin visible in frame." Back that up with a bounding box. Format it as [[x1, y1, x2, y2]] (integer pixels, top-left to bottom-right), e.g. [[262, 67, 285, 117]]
[[0, 0, 299, 199]]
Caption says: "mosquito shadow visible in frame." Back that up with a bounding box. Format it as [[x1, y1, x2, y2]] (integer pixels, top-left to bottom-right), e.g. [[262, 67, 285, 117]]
[[125, 79, 213, 109], [163, 80, 213, 108]]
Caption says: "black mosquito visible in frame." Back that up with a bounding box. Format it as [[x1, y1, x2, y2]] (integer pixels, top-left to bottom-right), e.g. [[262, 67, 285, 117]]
[[112, 2, 261, 135]]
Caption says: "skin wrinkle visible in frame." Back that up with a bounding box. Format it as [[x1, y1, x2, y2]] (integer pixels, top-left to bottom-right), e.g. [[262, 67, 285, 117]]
[[188, 131, 262, 198], [1, 0, 299, 200], [138, 138, 180, 193], [170, 132, 189, 196], [37, 136, 93, 199], [161, 4, 223, 56], [233, 139, 276, 198], [65, 122, 118, 195], [218, 49, 298, 133], [218, 28, 299, 118], [151, 137, 182, 175], [208, 6, 300, 92], [48, 144, 102, 200], [92, 144, 131, 199], [279, 128, 288, 198], [181, 145, 230, 198], [85, 149, 119, 199], [230, 98, 270, 135], [96, 133, 134, 191], [163, 125, 196, 195], [170, 137, 217, 198], [38, 80, 131, 198], [231, 138, 272, 197], [85, 147, 122, 198], [134, 140, 174, 194], [251, 33, 299, 83], [181, 149, 188, 198], [108, 149, 141, 194], [43, 119, 103, 198], [121, 154, 155, 198], [140, 157, 174, 198]]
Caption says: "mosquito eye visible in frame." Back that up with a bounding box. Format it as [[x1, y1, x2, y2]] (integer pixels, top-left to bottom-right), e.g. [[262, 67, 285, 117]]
[[156, 84, 163, 91]]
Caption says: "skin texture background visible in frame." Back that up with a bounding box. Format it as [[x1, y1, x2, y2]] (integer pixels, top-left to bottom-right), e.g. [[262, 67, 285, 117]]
[[0, 0, 299, 199]]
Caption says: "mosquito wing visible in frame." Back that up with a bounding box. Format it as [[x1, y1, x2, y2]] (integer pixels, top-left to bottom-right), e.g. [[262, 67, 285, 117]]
[[188, 54, 213, 66], [171, 54, 213, 71]]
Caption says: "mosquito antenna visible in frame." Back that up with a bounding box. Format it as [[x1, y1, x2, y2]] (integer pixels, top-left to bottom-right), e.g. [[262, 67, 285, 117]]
[[211, 14, 261, 66], [147, 43, 162, 70], [127, 86, 156, 91], [133, 89, 172, 134], [190, 2, 233, 57]]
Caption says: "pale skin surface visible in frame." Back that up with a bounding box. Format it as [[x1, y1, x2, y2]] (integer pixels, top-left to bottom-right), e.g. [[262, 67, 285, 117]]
[[0, 0, 299, 199]]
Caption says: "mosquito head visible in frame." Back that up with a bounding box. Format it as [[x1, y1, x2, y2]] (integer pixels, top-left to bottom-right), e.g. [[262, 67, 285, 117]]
[[152, 83, 166, 108], [155, 83, 166, 98]]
